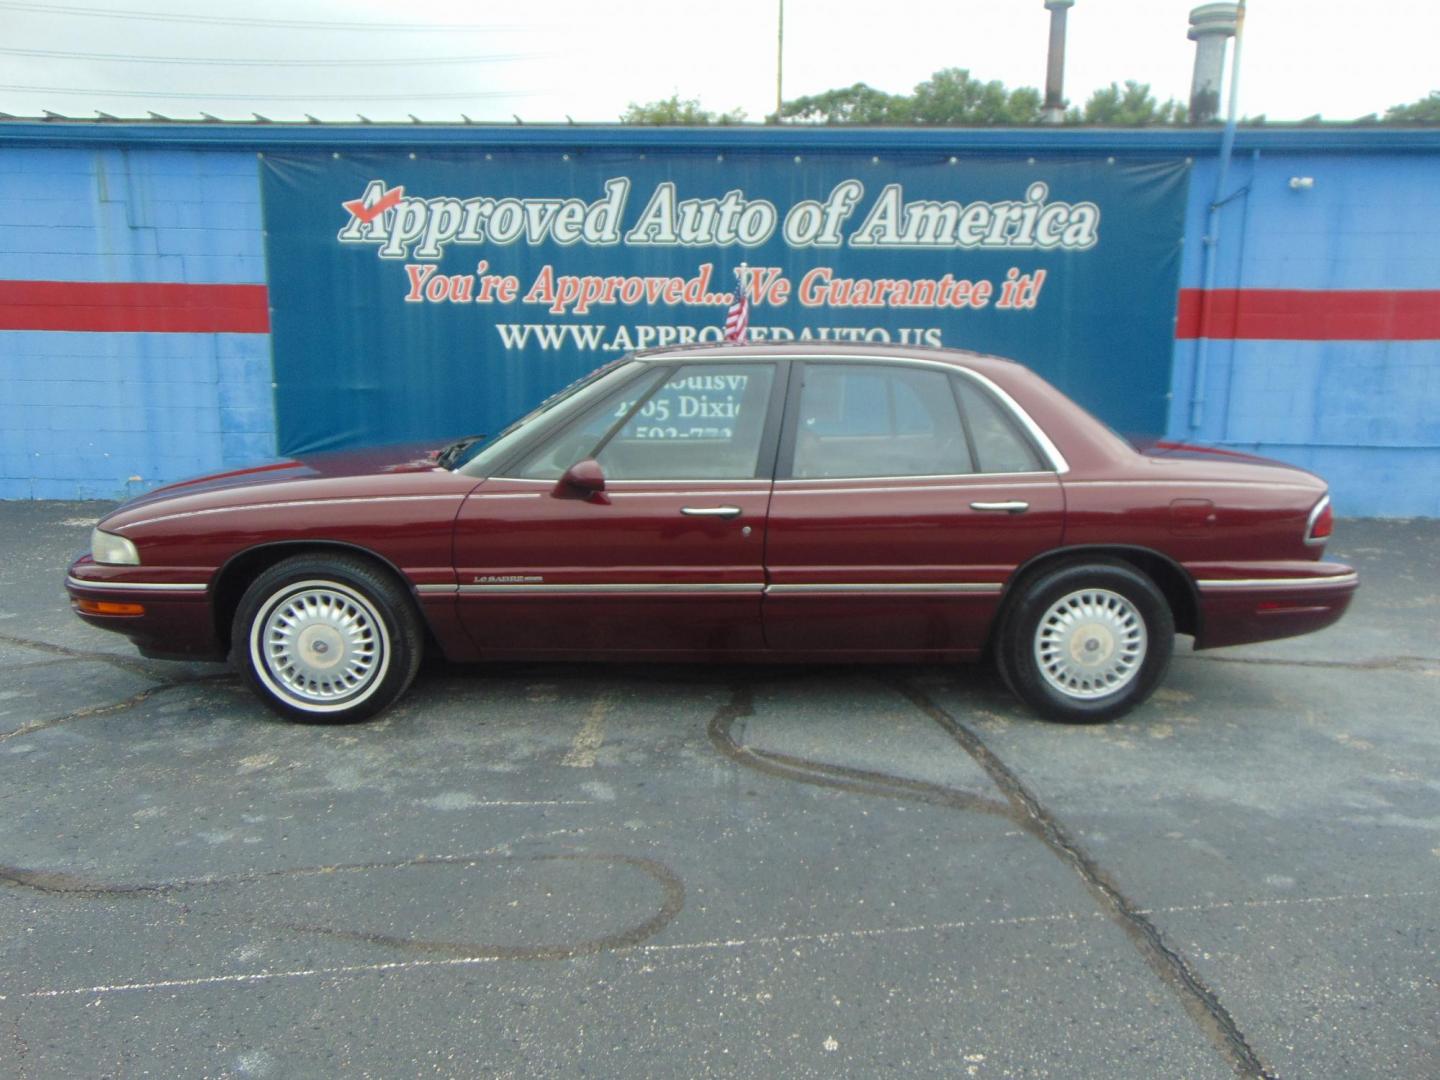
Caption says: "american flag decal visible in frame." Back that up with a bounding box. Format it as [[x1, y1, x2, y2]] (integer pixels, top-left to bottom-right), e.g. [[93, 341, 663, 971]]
[[723, 264, 750, 343]]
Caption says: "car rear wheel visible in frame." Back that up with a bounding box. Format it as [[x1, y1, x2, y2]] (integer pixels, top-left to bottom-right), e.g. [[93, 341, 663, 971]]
[[231, 554, 422, 723], [999, 562, 1173, 723]]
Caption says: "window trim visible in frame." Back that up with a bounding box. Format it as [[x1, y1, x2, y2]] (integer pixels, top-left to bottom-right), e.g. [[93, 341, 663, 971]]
[[482, 352, 1068, 483]]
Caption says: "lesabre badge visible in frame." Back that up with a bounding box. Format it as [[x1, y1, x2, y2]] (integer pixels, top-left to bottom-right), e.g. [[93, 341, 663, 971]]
[[723, 263, 751, 343]]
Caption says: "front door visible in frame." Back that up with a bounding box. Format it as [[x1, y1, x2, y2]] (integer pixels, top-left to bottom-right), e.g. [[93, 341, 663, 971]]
[[454, 360, 783, 656], [763, 360, 1065, 656]]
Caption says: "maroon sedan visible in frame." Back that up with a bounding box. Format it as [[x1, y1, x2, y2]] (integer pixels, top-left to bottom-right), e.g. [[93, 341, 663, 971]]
[[66, 343, 1356, 724]]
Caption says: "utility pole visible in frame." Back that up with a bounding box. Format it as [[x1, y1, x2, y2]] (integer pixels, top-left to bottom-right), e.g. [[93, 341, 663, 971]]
[[776, 0, 785, 121]]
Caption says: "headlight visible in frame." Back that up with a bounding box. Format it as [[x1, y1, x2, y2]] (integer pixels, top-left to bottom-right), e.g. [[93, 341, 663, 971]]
[[91, 528, 140, 566]]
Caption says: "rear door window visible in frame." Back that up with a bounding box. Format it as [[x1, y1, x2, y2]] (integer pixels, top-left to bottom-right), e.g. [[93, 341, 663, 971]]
[[791, 364, 974, 479]]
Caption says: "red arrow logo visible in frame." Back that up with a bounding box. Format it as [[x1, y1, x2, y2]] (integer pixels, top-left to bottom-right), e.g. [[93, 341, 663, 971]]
[[342, 185, 404, 224]]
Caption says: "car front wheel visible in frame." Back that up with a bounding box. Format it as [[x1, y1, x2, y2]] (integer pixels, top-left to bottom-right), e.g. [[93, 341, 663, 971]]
[[231, 554, 423, 723], [999, 562, 1174, 723]]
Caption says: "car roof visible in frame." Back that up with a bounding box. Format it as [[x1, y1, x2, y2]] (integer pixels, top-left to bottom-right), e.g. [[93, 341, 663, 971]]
[[630, 341, 1027, 379]]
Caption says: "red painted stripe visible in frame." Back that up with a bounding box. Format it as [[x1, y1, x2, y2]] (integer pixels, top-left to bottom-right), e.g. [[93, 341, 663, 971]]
[[0, 280, 270, 333], [1176, 288, 1440, 341]]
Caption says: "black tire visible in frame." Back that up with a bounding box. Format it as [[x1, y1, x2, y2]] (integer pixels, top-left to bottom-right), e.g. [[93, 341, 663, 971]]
[[230, 553, 423, 724], [999, 561, 1173, 724], [990, 613, 1021, 700]]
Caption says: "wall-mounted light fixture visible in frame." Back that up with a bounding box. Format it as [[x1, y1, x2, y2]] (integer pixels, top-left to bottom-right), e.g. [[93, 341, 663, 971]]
[[1288, 176, 1316, 190]]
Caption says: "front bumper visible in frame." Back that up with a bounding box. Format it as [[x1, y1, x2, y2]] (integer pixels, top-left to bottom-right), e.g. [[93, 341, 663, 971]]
[[65, 556, 224, 660]]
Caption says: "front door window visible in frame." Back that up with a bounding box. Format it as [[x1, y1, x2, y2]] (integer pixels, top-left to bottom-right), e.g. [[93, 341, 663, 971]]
[[514, 363, 776, 481]]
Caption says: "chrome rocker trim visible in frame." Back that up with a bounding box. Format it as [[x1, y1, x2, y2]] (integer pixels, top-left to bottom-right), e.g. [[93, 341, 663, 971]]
[[765, 583, 1003, 595], [456, 582, 763, 595], [430, 581, 1004, 597]]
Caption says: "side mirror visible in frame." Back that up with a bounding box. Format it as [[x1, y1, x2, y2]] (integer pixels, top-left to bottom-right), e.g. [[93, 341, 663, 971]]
[[557, 458, 606, 499]]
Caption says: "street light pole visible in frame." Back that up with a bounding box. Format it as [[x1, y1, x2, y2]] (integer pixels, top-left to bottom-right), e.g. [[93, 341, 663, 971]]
[[776, 0, 785, 121]]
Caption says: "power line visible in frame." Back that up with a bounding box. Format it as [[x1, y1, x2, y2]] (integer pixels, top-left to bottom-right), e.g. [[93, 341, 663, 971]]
[[0, 46, 539, 66], [0, 2, 524, 31], [0, 84, 540, 101]]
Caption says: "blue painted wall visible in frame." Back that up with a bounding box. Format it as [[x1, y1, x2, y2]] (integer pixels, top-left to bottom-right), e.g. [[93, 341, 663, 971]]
[[0, 147, 275, 499], [1167, 152, 1440, 517], [2, 126, 1438, 515]]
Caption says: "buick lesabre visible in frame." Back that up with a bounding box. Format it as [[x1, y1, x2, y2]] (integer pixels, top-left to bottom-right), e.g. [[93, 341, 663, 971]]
[[67, 343, 1356, 724]]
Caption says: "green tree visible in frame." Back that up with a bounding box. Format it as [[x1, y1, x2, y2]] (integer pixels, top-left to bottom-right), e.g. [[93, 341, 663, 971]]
[[775, 82, 904, 124], [620, 95, 745, 125], [909, 68, 1043, 125], [777, 68, 1042, 126], [1383, 91, 1440, 124], [1072, 81, 1185, 125]]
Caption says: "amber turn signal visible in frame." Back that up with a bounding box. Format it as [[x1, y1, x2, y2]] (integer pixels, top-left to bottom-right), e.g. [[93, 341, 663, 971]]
[[74, 598, 145, 617]]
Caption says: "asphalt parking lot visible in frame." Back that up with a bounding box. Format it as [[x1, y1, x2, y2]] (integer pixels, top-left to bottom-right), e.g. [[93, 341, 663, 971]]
[[1, 503, 1436, 1079]]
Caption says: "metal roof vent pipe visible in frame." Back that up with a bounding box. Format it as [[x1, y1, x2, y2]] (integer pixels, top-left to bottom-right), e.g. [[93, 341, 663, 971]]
[[1188, 2, 1240, 122], [1042, 1, 1075, 125]]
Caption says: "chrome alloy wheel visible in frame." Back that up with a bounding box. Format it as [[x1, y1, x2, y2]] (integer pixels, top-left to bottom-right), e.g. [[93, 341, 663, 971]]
[[249, 580, 391, 712], [1033, 587, 1148, 700]]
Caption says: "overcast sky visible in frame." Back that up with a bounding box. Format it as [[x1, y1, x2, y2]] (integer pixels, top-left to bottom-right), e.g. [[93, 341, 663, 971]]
[[0, 0, 1434, 124]]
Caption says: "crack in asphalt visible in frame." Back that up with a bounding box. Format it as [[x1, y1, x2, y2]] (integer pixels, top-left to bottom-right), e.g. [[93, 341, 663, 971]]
[[0, 630, 179, 680], [5, 1013, 28, 1080], [0, 630, 237, 744], [0, 685, 173, 744], [709, 677, 1275, 1080], [888, 677, 1275, 1080], [0, 655, 97, 674], [0, 673, 236, 745], [0, 853, 685, 969], [0, 629, 1365, 1073]]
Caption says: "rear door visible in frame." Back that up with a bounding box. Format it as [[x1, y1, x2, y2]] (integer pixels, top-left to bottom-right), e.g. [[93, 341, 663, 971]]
[[453, 360, 784, 656], [763, 359, 1065, 656]]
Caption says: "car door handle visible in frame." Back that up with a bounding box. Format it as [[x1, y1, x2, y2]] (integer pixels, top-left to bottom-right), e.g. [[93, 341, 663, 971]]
[[680, 506, 743, 519], [970, 501, 1030, 514]]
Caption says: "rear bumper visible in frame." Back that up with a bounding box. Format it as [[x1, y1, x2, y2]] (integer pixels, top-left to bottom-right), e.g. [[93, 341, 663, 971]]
[[1192, 562, 1358, 649], [65, 560, 224, 661]]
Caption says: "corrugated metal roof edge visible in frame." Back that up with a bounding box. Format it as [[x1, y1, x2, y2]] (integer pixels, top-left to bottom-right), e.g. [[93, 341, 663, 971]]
[[2, 120, 1438, 154]]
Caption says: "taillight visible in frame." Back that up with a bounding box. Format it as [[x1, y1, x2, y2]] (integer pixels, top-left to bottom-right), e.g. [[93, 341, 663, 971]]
[[1305, 495, 1333, 546]]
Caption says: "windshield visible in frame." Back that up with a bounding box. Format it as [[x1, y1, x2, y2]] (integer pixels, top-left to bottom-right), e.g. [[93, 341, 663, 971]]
[[453, 360, 638, 473]]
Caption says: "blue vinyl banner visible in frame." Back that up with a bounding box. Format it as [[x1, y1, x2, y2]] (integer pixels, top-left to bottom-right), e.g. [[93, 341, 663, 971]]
[[260, 150, 1189, 454]]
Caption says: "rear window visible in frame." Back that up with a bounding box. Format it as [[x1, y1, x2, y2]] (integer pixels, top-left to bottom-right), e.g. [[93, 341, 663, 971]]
[[953, 378, 1045, 473]]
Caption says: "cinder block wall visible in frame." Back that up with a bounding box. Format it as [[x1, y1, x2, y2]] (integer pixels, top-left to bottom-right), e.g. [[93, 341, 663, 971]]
[[0, 147, 274, 499], [1167, 152, 1440, 517], [2, 129, 1437, 516]]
